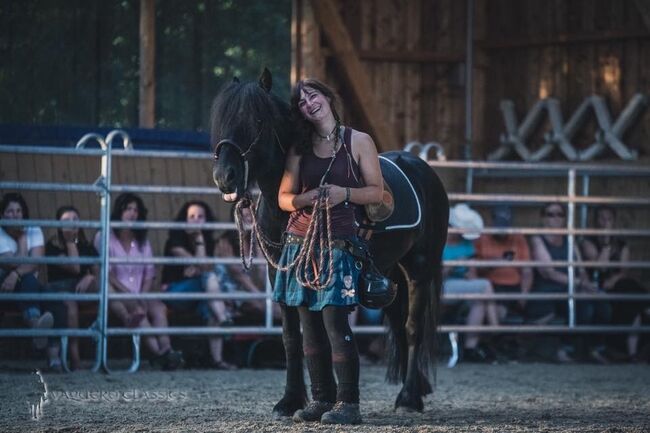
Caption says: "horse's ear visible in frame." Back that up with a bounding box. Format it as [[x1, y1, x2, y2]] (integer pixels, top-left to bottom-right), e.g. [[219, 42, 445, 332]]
[[259, 67, 272, 92], [232, 77, 240, 83]]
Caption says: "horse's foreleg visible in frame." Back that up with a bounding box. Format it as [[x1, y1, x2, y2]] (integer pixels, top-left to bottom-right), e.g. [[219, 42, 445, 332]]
[[394, 267, 430, 412], [272, 305, 307, 419]]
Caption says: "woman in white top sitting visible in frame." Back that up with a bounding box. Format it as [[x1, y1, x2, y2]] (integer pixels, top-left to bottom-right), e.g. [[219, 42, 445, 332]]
[[0, 193, 55, 356]]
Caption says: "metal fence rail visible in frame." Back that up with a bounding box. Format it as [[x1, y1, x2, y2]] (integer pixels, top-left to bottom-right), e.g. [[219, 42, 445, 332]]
[[1, 135, 650, 373]]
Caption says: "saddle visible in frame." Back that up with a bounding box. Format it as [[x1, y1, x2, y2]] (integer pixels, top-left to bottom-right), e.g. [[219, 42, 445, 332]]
[[359, 154, 421, 233]]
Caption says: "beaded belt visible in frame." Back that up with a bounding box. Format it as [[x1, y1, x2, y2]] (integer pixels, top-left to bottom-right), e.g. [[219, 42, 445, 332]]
[[283, 232, 349, 251]]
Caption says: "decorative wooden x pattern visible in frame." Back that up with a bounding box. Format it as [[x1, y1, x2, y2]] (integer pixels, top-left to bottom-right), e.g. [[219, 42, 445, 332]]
[[489, 93, 648, 161]]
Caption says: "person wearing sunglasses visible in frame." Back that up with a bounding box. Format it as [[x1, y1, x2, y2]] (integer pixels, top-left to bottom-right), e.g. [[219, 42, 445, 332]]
[[527, 202, 594, 362]]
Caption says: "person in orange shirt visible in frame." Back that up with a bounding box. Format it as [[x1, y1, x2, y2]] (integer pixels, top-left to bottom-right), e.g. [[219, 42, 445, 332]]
[[475, 205, 532, 321]]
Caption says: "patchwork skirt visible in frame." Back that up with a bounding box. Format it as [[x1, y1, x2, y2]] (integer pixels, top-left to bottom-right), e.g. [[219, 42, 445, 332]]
[[272, 237, 361, 311]]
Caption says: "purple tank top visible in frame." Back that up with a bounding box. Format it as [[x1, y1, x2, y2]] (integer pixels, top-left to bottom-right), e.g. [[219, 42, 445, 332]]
[[287, 127, 362, 238]]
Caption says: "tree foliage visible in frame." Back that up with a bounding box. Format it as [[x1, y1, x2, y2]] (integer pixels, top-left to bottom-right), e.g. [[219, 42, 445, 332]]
[[0, 0, 291, 131]]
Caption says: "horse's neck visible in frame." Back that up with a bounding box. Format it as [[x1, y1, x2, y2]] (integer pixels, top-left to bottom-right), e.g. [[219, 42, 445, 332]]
[[255, 107, 292, 240], [256, 193, 287, 243], [256, 152, 288, 242]]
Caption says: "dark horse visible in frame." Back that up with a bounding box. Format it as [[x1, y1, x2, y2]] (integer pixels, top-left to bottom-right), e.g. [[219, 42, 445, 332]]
[[210, 69, 449, 415]]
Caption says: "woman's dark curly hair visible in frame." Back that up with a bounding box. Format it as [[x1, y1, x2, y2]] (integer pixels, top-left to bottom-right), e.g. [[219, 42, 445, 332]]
[[167, 200, 216, 254], [110, 193, 148, 247], [1, 192, 29, 219], [290, 78, 342, 156]]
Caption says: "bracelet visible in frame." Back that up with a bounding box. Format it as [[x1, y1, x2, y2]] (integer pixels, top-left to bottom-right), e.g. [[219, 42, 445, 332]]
[[195, 241, 205, 246]]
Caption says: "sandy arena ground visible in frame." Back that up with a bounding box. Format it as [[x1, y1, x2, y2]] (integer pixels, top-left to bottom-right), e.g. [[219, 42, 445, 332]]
[[1, 362, 648, 432]]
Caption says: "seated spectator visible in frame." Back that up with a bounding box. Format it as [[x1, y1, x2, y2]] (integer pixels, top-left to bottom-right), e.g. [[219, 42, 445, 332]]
[[581, 205, 648, 362], [45, 205, 99, 371], [475, 205, 532, 321], [214, 206, 280, 324], [95, 193, 183, 370], [443, 204, 499, 362], [528, 202, 594, 362], [0, 193, 56, 356], [161, 200, 235, 370]]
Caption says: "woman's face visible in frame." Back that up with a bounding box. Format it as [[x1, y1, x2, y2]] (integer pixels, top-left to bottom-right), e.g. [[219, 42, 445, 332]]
[[2, 201, 23, 220], [121, 201, 139, 222], [186, 204, 206, 225], [542, 204, 566, 228], [60, 210, 80, 237], [297, 87, 332, 123], [596, 209, 615, 229]]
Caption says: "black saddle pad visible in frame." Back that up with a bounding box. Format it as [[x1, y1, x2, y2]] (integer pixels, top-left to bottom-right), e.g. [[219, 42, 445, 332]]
[[359, 155, 421, 232]]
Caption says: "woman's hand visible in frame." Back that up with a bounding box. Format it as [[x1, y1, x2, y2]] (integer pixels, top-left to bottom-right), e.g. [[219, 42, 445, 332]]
[[579, 279, 598, 292], [1, 271, 18, 292], [16, 234, 28, 256], [62, 228, 78, 244], [321, 184, 347, 207], [183, 265, 200, 278], [75, 274, 95, 293]]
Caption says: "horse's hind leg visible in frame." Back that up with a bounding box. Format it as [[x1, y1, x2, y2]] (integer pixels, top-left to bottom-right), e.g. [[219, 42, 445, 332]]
[[272, 305, 307, 419], [395, 269, 431, 412]]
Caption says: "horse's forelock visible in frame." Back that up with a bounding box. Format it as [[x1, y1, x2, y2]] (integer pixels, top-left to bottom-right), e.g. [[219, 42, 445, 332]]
[[210, 81, 279, 153]]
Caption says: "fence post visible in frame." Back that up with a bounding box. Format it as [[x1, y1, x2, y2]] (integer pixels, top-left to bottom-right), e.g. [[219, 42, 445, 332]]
[[567, 168, 576, 327]]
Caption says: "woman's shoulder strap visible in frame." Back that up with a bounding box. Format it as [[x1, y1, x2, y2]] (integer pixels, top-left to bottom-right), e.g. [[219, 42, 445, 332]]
[[344, 126, 352, 147]]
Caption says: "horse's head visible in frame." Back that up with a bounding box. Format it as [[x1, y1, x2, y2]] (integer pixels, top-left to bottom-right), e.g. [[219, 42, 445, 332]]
[[210, 68, 284, 203]]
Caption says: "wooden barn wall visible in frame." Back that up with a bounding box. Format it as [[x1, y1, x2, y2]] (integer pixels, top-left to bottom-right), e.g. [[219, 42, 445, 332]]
[[482, 0, 650, 161], [475, 0, 650, 271], [293, 0, 648, 167], [0, 153, 228, 262], [292, 0, 468, 161]]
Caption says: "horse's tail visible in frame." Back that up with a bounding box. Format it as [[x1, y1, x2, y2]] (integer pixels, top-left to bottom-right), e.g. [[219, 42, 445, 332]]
[[383, 248, 445, 390], [423, 242, 445, 384], [424, 175, 449, 387]]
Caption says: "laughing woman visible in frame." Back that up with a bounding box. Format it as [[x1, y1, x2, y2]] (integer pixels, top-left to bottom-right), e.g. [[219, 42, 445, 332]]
[[273, 79, 383, 425]]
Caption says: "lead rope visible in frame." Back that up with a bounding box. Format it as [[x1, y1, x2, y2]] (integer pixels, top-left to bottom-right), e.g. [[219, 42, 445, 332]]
[[234, 125, 340, 289], [234, 190, 335, 290]]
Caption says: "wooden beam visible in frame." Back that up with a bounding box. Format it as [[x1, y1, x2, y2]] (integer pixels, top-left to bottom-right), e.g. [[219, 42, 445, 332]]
[[139, 0, 155, 128], [480, 30, 650, 50], [291, 0, 302, 85], [357, 49, 464, 63], [310, 0, 400, 151]]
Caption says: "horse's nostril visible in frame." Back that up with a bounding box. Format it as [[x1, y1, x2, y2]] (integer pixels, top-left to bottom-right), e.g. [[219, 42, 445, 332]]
[[225, 167, 236, 183]]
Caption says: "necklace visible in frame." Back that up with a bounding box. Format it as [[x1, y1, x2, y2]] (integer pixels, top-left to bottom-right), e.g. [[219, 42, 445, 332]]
[[315, 123, 339, 141]]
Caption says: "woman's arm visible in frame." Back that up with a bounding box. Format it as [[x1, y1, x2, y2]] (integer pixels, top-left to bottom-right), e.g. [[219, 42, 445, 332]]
[[14, 245, 43, 276], [325, 132, 383, 207], [141, 277, 154, 293], [108, 272, 131, 293], [55, 241, 82, 275], [603, 245, 630, 290], [530, 236, 570, 284], [581, 238, 599, 261], [278, 147, 320, 212], [170, 245, 202, 277]]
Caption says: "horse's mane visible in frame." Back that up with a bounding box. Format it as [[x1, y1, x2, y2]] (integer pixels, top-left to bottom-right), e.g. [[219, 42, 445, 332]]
[[209, 81, 285, 153]]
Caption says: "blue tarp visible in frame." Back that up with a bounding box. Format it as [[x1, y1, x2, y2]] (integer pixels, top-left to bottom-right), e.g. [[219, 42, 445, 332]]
[[0, 124, 211, 152]]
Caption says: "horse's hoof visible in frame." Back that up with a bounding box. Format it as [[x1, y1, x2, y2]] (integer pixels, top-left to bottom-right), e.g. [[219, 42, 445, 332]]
[[395, 405, 419, 414], [271, 410, 290, 421], [272, 395, 306, 420], [394, 390, 424, 413]]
